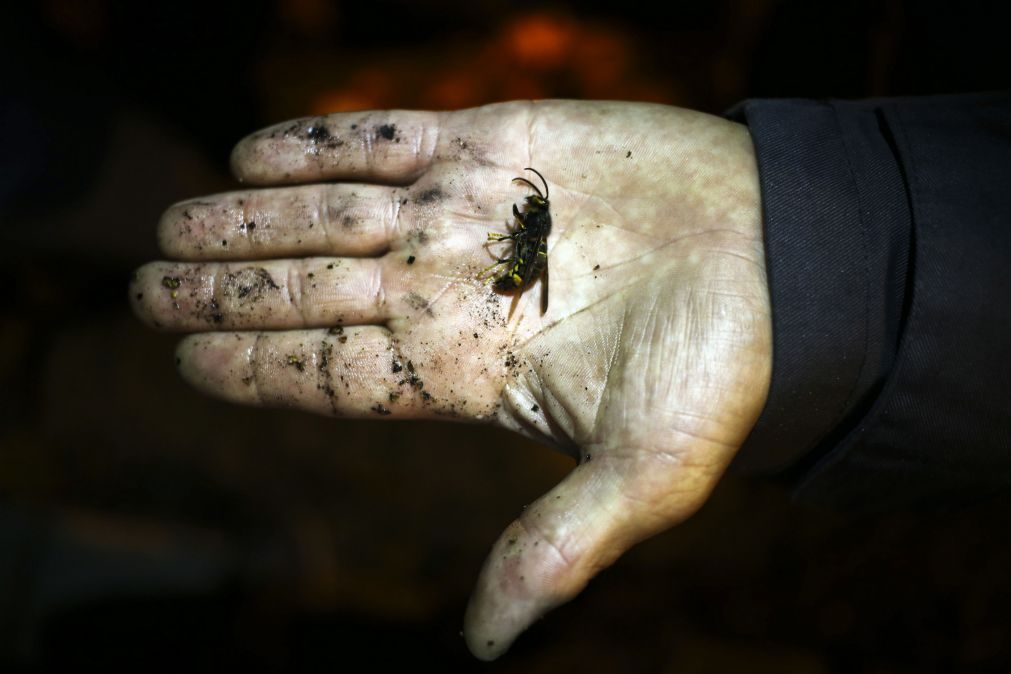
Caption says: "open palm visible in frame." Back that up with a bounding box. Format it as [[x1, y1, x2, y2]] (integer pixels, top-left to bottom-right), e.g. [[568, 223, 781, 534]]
[[132, 100, 771, 659]]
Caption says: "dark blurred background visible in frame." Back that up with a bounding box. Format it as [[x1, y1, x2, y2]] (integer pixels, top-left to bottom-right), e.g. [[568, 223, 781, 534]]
[[1, 1, 1010, 671]]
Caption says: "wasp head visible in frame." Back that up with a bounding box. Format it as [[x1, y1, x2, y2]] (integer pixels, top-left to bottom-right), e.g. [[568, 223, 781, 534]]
[[513, 168, 550, 208], [526, 194, 549, 209]]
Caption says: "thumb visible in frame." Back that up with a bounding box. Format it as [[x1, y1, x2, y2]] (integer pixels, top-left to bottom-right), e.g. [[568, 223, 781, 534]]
[[462, 446, 725, 660]]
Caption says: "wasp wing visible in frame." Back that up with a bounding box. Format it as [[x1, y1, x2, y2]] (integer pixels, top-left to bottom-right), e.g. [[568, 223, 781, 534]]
[[541, 253, 549, 314]]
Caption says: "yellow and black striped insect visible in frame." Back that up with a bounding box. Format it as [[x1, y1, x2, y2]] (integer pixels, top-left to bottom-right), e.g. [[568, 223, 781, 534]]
[[482, 167, 552, 313]]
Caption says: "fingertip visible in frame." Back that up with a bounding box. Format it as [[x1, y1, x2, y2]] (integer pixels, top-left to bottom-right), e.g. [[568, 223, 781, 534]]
[[175, 332, 259, 405], [463, 627, 510, 662], [173, 333, 205, 392], [173, 335, 195, 381], [463, 516, 580, 660], [128, 267, 148, 324], [462, 570, 524, 661], [228, 133, 261, 184], [157, 200, 200, 258], [129, 262, 172, 330], [228, 117, 316, 184], [156, 206, 180, 257], [464, 459, 673, 660]]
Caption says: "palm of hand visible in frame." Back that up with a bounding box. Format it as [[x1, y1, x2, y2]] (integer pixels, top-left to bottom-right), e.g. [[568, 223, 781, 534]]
[[133, 100, 770, 659]]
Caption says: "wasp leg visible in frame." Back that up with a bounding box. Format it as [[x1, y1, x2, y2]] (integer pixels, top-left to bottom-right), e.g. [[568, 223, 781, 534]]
[[512, 204, 527, 226], [487, 232, 514, 241], [478, 260, 509, 282]]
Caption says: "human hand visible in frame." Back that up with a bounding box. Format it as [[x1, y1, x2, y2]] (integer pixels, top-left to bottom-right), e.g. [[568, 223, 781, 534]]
[[131, 100, 771, 659]]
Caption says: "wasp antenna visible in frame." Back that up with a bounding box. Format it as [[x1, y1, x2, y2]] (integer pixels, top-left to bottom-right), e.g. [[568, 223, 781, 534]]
[[523, 167, 549, 200], [511, 176, 543, 199]]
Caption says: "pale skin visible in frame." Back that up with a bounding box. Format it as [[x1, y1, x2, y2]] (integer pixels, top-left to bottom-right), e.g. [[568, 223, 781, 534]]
[[131, 100, 772, 660]]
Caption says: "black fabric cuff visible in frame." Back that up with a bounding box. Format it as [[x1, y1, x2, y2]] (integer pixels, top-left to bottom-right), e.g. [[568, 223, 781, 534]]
[[727, 99, 912, 475]]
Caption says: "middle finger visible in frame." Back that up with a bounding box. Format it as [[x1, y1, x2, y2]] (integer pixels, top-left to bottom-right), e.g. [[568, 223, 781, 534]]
[[131, 256, 400, 331]]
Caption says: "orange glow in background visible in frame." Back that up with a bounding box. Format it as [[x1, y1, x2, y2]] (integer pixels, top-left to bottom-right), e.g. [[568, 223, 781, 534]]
[[301, 12, 671, 116]]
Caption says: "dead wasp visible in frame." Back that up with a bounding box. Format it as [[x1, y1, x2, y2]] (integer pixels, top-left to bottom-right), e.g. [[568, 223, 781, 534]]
[[481, 167, 552, 313]]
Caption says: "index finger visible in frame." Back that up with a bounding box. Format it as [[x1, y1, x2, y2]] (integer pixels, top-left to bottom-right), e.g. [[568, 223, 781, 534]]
[[231, 110, 443, 186]]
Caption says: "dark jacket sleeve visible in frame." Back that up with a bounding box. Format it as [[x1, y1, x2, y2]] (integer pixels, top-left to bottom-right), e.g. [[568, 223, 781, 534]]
[[727, 93, 1011, 510]]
